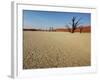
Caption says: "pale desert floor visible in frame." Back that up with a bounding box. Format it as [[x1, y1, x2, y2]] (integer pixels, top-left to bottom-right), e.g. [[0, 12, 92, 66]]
[[23, 31, 91, 69]]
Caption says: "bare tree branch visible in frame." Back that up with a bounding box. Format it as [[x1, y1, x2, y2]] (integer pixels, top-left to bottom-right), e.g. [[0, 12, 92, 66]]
[[65, 24, 71, 32]]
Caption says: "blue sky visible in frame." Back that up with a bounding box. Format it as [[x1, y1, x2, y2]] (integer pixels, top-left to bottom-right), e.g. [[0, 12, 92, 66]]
[[23, 10, 91, 29]]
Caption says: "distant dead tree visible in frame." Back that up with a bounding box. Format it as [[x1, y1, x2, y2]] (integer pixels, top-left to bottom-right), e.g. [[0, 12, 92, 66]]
[[49, 27, 54, 32], [49, 27, 51, 32], [66, 16, 82, 33], [79, 26, 83, 33], [51, 27, 54, 31]]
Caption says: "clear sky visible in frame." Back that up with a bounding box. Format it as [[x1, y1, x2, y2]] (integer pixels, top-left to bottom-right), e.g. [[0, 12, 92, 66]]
[[23, 10, 91, 29]]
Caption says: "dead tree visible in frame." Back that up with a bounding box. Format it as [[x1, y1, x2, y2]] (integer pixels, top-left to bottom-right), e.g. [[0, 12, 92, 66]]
[[51, 27, 53, 31], [67, 17, 81, 33], [79, 26, 83, 33]]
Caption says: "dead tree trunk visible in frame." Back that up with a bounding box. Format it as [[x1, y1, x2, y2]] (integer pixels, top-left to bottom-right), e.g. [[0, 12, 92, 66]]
[[79, 26, 83, 33]]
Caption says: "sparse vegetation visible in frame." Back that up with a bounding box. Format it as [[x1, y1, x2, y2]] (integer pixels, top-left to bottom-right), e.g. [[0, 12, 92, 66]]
[[23, 31, 91, 69]]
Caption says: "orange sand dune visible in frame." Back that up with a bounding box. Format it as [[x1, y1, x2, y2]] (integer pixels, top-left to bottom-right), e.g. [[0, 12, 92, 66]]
[[23, 26, 91, 32], [55, 26, 91, 32]]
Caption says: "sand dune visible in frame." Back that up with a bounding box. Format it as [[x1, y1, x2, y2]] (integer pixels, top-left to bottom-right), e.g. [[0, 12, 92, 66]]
[[23, 31, 91, 69], [55, 26, 90, 32], [23, 26, 91, 32]]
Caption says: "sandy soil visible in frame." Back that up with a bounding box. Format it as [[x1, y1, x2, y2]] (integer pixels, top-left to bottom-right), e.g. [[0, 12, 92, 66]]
[[23, 31, 91, 69]]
